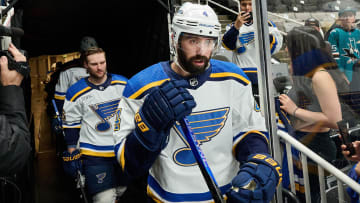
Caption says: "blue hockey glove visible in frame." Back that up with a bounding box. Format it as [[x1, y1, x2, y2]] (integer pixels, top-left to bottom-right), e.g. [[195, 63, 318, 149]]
[[133, 80, 196, 151], [51, 117, 63, 135], [62, 149, 82, 178], [227, 153, 282, 203]]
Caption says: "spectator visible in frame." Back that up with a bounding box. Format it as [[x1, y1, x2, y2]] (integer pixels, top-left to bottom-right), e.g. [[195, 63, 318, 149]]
[[279, 26, 347, 202], [221, 0, 283, 99], [305, 17, 324, 38], [324, 18, 341, 41], [328, 7, 360, 82]]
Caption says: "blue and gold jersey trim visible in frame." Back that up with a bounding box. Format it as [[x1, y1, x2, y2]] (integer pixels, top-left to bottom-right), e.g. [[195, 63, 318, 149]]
[[54, 91, 66, 100], [114, 140, 126, 171], [63, 122, 81, 128], [111, 80, 127, 86], [80, 142, 115, 157], [209, 72, 250, 86], [128, 78, 170, 99], [69, 86, 92, 102]]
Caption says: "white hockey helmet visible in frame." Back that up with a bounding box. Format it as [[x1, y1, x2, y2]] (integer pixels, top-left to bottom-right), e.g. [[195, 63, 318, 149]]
[[171, 2, 221, 53]]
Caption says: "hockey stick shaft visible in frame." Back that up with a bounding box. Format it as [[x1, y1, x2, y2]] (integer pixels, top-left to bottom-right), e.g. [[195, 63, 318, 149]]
[[51, 99, 62, 124], [179, 118, 225, 203], [51, 99, 66, 138], [77, 171, 89, 203]]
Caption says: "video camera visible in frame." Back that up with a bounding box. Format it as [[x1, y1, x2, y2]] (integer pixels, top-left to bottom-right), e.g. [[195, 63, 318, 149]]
[[0, 25, 29, 77]]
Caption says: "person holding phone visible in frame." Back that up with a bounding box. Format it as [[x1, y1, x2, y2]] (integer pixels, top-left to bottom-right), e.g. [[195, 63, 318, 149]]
[[221, 0, 283, 100], [278, 26, 350, 202]]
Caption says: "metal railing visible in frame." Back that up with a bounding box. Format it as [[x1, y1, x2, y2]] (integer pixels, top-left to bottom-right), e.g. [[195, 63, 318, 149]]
[[278, 130, 360, 203], [203, 0, 304, 36]]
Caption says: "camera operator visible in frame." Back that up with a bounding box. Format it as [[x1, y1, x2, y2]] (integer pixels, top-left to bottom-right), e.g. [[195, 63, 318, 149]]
[[0, 43, 31, 175]]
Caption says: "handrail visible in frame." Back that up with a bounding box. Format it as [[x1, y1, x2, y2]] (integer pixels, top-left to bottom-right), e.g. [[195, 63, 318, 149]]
[[278, 130, 360, 194]]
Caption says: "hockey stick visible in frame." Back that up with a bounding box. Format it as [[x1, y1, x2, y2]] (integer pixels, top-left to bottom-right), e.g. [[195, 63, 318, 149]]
[[51, 99, 89, 203], [51, 99, 63, 136], [179, 118, 225, 203]]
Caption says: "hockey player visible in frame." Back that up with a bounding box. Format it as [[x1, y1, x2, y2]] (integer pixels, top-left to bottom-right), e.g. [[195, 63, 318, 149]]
[[113, 2, 282, 202], [54, 36, 98, 114], [221, 0, 282, 98], [328, 7, 360, 82], [62, 47, 128, 202]]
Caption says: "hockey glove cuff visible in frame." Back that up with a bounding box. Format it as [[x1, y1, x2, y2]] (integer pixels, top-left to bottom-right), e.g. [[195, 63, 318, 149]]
[[227, 153, 282, 203], [62, 149, 82, 178]]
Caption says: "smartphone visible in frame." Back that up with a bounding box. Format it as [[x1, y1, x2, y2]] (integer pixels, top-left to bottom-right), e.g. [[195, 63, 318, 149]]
[[337, 120, 355, 156], [241, 12, 253, 23]]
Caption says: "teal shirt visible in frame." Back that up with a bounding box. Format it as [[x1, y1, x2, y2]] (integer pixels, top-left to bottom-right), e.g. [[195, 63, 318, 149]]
[[328, 27, 360, 81]]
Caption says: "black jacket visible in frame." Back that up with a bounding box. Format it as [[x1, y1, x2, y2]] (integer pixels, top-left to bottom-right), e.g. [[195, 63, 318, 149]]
[[0, 85, 31, 175]]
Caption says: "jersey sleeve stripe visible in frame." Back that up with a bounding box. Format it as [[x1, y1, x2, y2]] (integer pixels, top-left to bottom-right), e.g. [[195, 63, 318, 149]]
[[209, 72, 250, 85], [54, 95, 66, 100], [63, 126, 81, 129], [242, 67, 257, 73], [55, 91, 66, 95], [128, 78, 170, 99], [69, 86, 92, 102], [79, 142, 114, 150], [111, 80, 127, 85], [120, 143, 125, 171], [80, 149, 115, 157], [270, 34, 277, 53], [115, 140, 126, 171]]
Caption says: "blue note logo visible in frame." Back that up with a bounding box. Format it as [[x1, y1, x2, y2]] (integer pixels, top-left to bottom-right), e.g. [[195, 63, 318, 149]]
[[173, 107, 229, 166], [90, 98, 121, 132], [96, 172, 106, 184]]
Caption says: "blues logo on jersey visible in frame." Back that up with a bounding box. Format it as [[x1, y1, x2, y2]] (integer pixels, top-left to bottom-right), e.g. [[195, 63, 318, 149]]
[[90, 99, 121, 132], [173, 107, 229, 166]]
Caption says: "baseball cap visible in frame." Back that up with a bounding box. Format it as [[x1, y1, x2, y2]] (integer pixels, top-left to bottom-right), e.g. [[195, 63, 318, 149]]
[[79, 36, 98, 53], [338, 7, 356, 17], [305, 18, 320, 27]]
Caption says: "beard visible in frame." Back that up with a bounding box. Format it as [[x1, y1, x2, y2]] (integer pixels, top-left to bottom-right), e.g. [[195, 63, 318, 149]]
[[87, 69, 106, 80], [177, 48, 210, 75]]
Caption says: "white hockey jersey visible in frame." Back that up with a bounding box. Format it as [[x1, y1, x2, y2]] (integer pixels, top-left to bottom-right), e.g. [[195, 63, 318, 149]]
[[113, 60, 269, 202], [54, 67, 89, 102], [221, 21, 283, 84], [63, 74, 127, 158]]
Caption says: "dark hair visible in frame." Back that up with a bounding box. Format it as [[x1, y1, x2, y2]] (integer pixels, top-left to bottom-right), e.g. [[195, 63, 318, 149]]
[[286, 26, 326, 60], [83, 47, 105, 63], [305, 18, 320, 27]]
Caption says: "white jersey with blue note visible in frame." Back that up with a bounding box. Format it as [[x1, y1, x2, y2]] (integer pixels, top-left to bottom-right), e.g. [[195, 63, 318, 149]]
[[221, 21, 283, 84], [113, 59, 269, 202], [62, 73, 127, 158]]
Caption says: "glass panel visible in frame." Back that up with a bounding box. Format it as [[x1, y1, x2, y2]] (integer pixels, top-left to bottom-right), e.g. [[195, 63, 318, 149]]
[[268, 1, 359, 203], [212, 0, 360, 202]]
